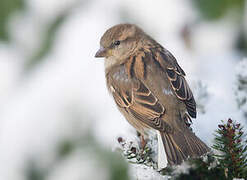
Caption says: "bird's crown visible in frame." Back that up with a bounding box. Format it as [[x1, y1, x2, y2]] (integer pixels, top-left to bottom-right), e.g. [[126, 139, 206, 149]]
[[100, 24, 143, 48]]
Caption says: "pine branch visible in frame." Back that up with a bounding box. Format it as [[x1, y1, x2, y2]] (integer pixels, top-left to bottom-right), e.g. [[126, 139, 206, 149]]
[[116, 118, 247, 179], [212, 119, 247, 179]]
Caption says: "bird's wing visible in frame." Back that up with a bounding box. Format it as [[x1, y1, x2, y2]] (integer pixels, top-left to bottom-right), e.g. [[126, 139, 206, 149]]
[[149, 48, 197, 118], [108, 64, 173, 133]]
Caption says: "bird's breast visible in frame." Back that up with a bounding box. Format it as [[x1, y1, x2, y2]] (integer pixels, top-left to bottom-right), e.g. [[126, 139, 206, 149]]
[[105, 64, 131, 95]]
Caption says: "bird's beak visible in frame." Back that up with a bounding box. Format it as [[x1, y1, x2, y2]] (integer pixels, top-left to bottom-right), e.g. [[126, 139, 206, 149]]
[[95, 47, 107, 58]]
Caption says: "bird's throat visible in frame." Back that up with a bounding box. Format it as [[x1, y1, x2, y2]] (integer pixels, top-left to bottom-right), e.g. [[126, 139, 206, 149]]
[[104, 56, 123, 73]]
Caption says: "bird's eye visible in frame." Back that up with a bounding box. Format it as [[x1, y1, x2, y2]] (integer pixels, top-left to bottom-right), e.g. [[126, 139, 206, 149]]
[[114, 40, 120, 46]]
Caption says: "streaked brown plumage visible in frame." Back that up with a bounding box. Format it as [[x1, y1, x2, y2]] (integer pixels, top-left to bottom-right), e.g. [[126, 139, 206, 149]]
[[95, 24, 210, 166]]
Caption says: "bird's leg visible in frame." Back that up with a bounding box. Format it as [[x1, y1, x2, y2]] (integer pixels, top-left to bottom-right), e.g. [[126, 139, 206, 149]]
[[137, 131, 147, 152], [140, 134, 147, 150]]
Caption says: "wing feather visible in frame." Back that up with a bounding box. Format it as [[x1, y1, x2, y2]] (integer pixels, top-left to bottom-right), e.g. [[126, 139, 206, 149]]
[[110, 74, 173, 133], [155, 49, 197, 118]]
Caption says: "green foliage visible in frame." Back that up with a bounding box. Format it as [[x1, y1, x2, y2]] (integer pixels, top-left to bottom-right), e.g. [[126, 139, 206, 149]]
[[191, 0, 245, 20], [57, 139, 75, 158], [24, 0, 88, 72], [133, 119, 247, 179], [25, 159, 47, 180], [117, 134, 158, 169], [235, 30, 247, 55], [24, 11, 68, 72], [102, 149, 130, 180], [0, 0, 25, 41], [25, 133, 130, 180], [235, 59, 247, 118], [213, 119, 247, 179], [174, 155, 225, 180]]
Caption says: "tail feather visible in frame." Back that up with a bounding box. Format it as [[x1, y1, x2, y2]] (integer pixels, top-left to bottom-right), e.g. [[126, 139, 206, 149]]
[[157, 131, 167, 169], [160, 130, 210, 165]]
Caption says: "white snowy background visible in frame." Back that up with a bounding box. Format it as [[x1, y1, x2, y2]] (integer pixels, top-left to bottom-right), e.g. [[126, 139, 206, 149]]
[[0, 0, 246, 179]]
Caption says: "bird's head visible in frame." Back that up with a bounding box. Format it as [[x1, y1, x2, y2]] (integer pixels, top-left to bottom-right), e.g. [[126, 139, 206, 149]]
[[95, 24, 143, 61]]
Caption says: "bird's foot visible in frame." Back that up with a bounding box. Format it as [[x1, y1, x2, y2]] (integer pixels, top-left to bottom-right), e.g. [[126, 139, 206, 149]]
[[137, 132, 147, 153]]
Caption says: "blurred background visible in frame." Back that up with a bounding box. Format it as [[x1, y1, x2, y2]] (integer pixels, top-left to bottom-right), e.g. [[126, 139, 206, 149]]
[[0, 0, 247, 179]]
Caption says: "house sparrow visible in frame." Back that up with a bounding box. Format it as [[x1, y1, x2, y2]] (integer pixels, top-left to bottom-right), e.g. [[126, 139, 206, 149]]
[[95, 24, 210, 167]]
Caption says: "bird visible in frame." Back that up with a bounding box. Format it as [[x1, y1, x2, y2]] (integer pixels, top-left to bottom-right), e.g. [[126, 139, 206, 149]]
[[95, 24, 210, 168]]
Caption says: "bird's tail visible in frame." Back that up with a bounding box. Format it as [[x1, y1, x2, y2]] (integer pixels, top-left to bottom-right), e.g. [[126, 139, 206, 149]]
[[159, 129, 210, 166]]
